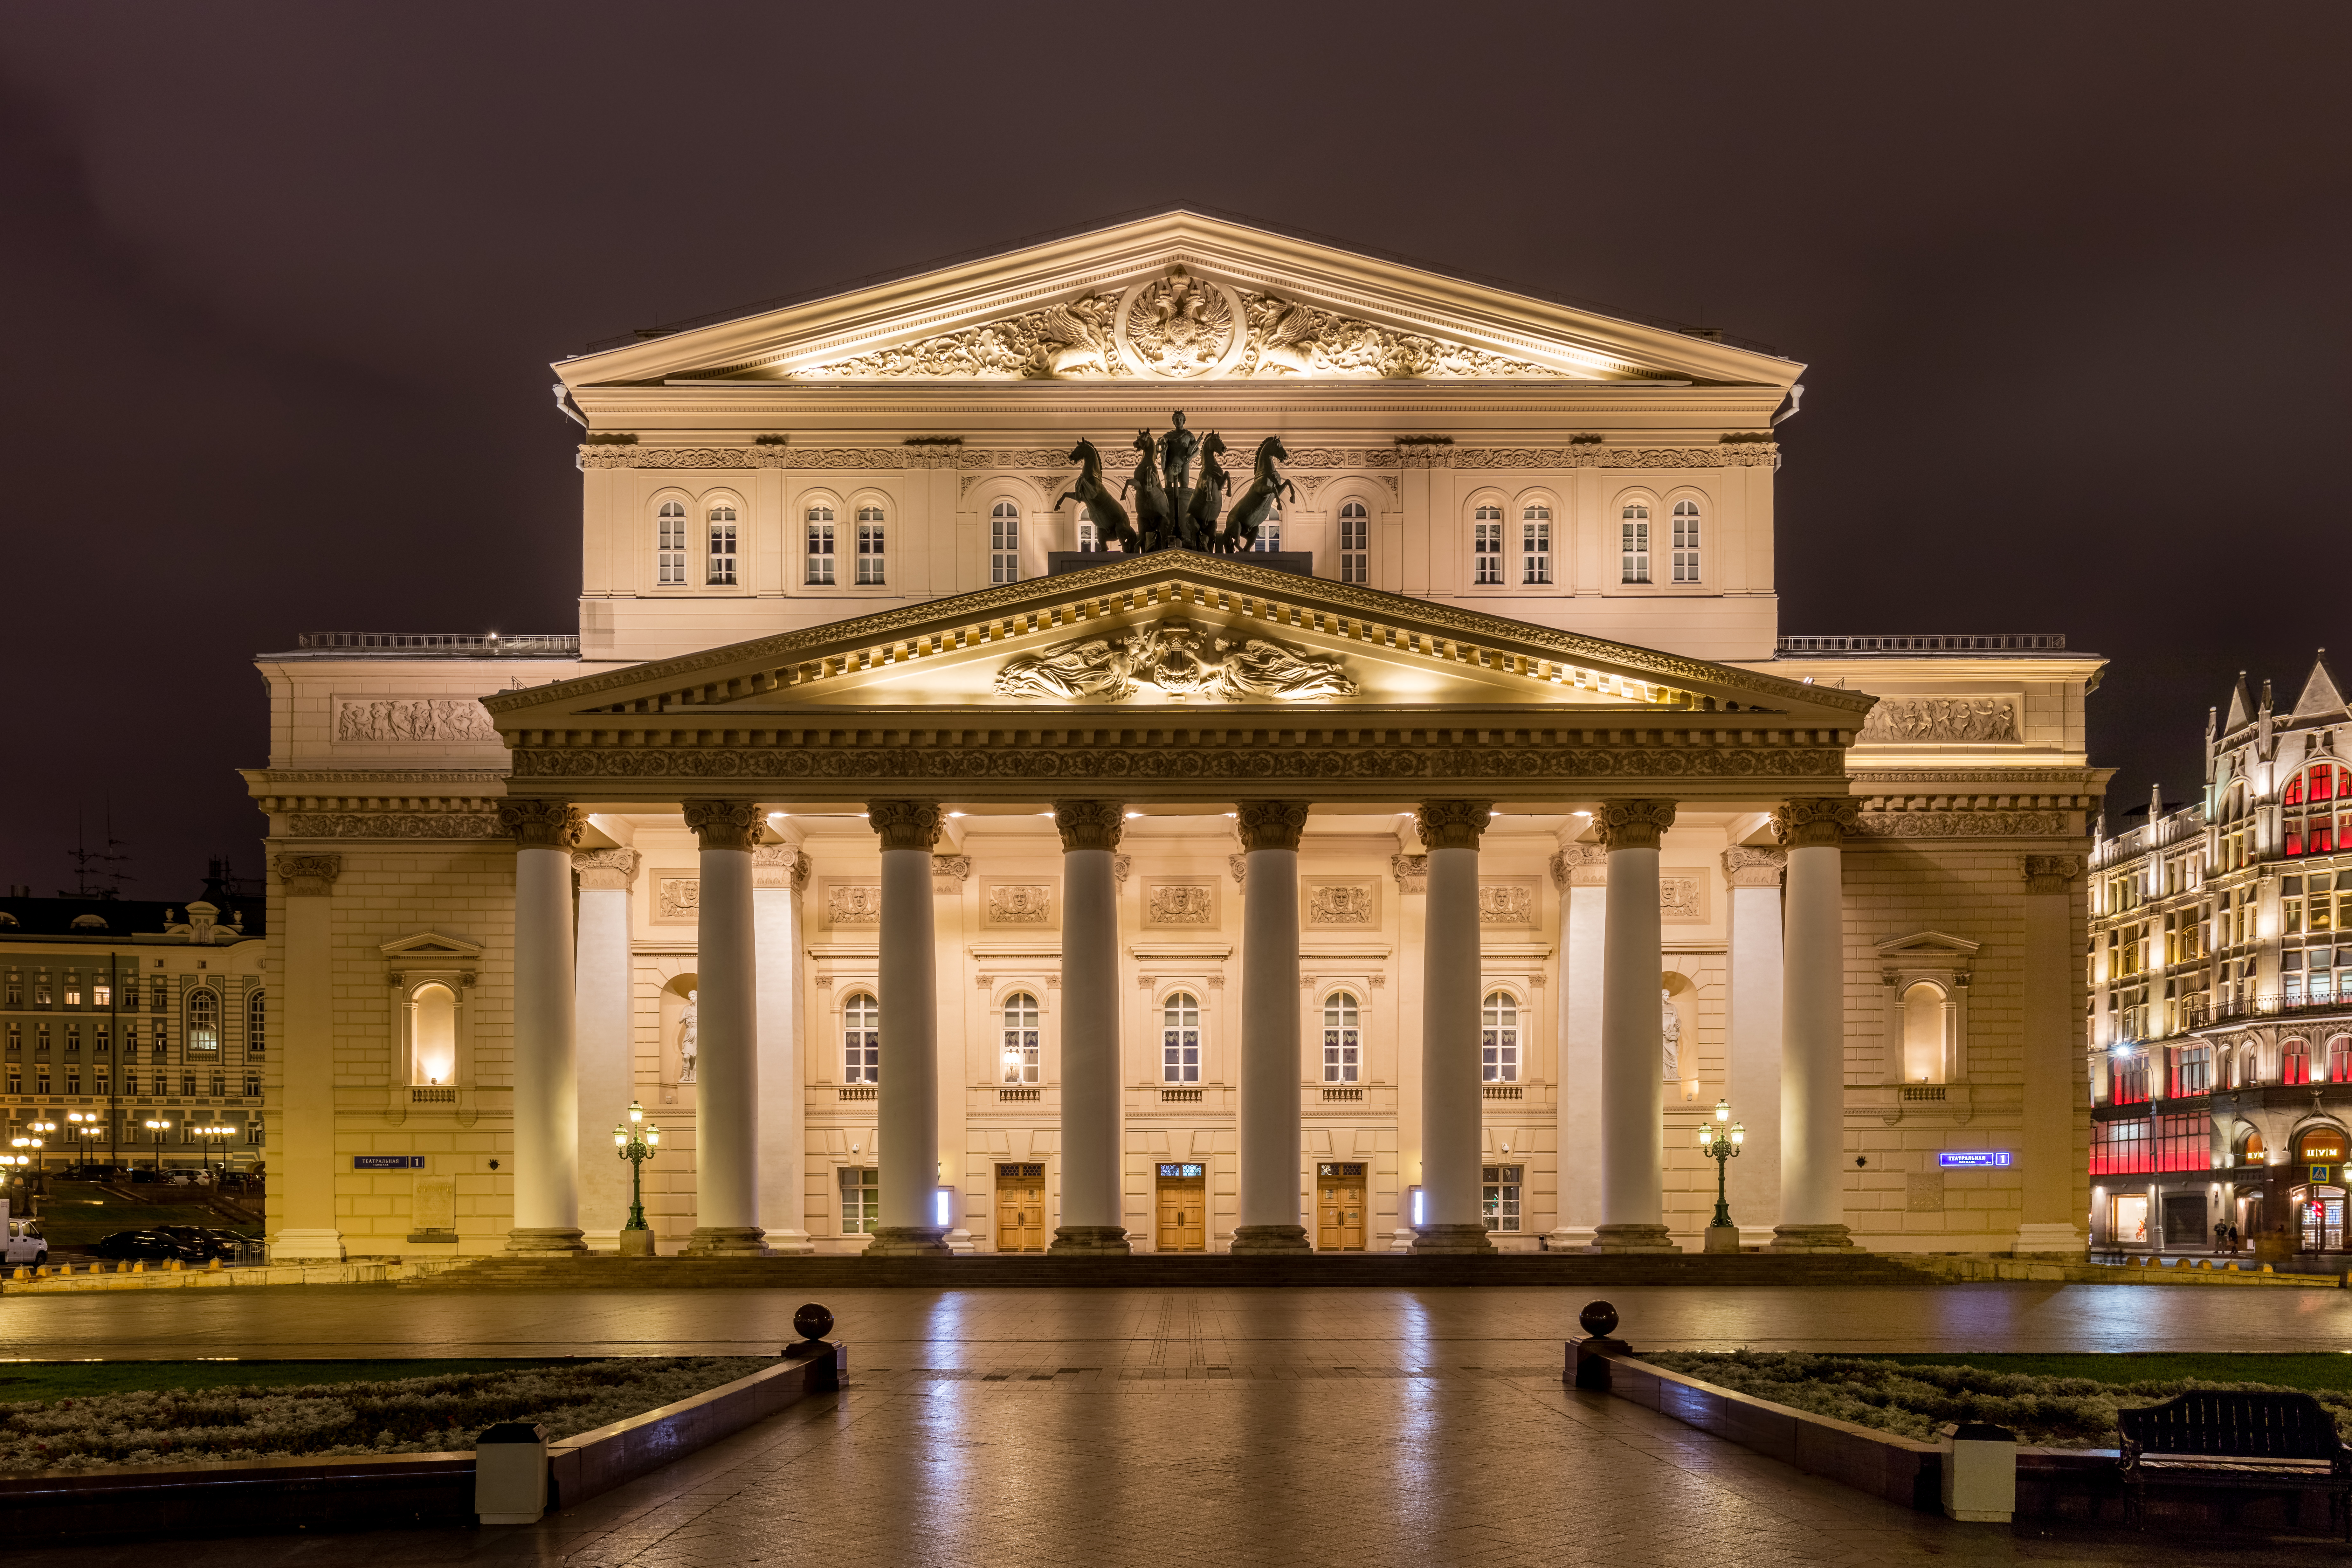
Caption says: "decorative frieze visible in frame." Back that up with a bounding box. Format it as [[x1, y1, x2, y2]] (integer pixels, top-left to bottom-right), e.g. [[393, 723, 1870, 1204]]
[[285, 812, 501, 839], [333, 699, 498, 743], [994, 617, 1355, 702], [652, 873, 699, 923], [1856, 698, 2020, 745], [577, 442, 1777, 473], [1852, 811, 2071, 838]]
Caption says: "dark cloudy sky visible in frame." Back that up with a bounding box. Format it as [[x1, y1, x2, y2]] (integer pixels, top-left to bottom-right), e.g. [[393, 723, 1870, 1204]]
[[3, 3, 2346, 895]]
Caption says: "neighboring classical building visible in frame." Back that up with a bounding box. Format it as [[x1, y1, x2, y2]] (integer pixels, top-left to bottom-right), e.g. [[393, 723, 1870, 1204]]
[[2086, 656, 2352, 1258], [0, 874, 268, 1176], [244, 211, 2104, 1262]]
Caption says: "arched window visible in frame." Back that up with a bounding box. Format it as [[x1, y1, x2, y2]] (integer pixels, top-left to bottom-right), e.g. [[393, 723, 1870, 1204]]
[[1472, 504, 1504, 585], [658, 501, 688, 585], [1901, 981, 1949, 1082], [1076, 507, 1101, 554], [2284, 764, 2345, 857], [1671, 499, 1702, 582], [1322, 993, 1360, 1084], [2242, 1128, 2267, 1164], [843, 993, 879, 1083], [2331, 1037, 2352, 1084], [806, 505, 837, 585], [1521, 504, 1551, 585], [1338, 501, 1368, 584], [186, 989, 219, 1054], [247, 990, 266, 1055], [1251, 501, 1283, 553], [1482, 992, 1519, 1082], [990, 501, 1020, 584], [410, 983, 456, 1085], [1161, 992, 1200, 1083], [2284, 1038, 2312, 1085], [2241, 1041, 2262, 1088], [856, 505, 886, 584], [707, 504, 738, 585], [1620, 503, 1652, 584], [1000, 992, 1040, 1084]]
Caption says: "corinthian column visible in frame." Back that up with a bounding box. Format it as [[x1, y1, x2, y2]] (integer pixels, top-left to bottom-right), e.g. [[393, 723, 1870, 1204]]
[[867, 799, 950, 1256], [1233, 800, 1312, 1254], [2015, 854, 2088, 1257], [755, 843, 813, 1253], [1413, 800, 1494, 1254], [502, 800, 587, 1255], [270, 853, 344, 1262], [1772, 798, 1859, 1252], [682, 800, 765, 1255], [1548, 841, 1607, 1250], [1721, 846, 1786, 1246], [572, 845, 640, 1253], [1052, 800, 1130, 1254], [1592, 799, 1679, 1253]]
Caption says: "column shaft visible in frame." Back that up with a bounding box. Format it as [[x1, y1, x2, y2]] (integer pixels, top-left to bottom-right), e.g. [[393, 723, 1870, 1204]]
[[2016, 855, 2089, 1256], [755, 846, 811, 1252], [1413, 801, 1493, 1253], [868, 801, 950, 1255], [573, 847, 639, 1252], [1722, 847, 1786, 1245], [1053, 802, 1128, 1253], [506, 802, 585, 1254], [1594, 800, 1678, 1253], [1773, 798, 1859, 1252], [1548, 845, 1606, 1249], [684, 801, 763, 1255], [1234, 801, 1310, 1253], [269, 854, 344, 1262]]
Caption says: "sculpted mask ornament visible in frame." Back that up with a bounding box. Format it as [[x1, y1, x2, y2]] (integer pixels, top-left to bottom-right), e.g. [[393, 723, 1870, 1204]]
[[994, 617, 1355, 703]]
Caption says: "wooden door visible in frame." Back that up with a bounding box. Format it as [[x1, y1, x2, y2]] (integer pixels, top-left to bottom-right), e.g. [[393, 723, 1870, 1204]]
[[1155, 1163, 1206, 1252], [1316, 1161, 1367, 1250], [996, 1163, 1045, 1252]]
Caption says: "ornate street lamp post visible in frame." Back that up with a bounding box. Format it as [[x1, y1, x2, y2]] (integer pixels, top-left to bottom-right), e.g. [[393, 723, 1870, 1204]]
[[25, 1120, 56, 1180], [193, 1123, 235, 1176], [144, 1118, 171, 1174], [1696, 1098, 1745, 1255], [613, 1101, 661, 1258]]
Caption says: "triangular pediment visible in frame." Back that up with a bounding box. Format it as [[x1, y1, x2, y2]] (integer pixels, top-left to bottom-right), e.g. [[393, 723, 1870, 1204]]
[[378, 931, 485, 962], [1875, 930, 1982, 963], [2293, 654, 2347, 722], [555, 210, 1800, 391], [486, 553, 1869, 730]]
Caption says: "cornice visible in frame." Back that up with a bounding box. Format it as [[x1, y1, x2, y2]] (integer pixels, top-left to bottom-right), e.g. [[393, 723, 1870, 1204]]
[[576, 442, 1775, 471], [242, 768, 510, 790], [1851, 811, 2081, 839]]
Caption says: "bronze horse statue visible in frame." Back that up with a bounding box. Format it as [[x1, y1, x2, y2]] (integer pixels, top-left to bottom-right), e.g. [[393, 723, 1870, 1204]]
[[1120, 428, 1174, 552], [1183, 430, 1230, 552], [1216, 435, 1295, 553], [1055, 439, 1139, 552]]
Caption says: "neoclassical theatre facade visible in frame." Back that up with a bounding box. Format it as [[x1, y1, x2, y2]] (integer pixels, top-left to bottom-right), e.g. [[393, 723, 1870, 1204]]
[[246, 212, 2106, 1261]]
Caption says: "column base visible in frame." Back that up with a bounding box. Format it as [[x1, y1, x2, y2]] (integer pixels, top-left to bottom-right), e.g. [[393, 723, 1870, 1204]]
[[617, 1228, 658, 1258], [1737, 1224, 1779, 1251], [1545, 1226, 1597, 1253], [269, 1228, 346, 1264], [2010, 1223, 2088, 1260], [864, 1225, 953, 1257], [762, 1228, 815, 1255], [1048, 1225, 1133, 1255], [505, 1227, 588, 1257], [1587, 1223, 1681, 1254], [1769, 1223, 1860, 1253], [1228, 1224, 1312, 1255], [404, 1229, 460, 1246], [683, 1226, 768, 1257], [1410, 1223, 1496, 1255], [1702, 1225, 1742, 1254]]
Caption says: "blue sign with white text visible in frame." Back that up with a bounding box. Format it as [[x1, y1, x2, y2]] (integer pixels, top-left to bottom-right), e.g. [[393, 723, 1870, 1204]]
[[353, 1155, 425, 1170], [1938, 1152, 2012, 1169]]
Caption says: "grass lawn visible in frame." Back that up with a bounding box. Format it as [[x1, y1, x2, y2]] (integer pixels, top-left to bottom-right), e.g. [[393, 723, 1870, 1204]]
[[0, 1359, 573, 1404], [1851, 1353, 2352, 1394], [26, 1182, 253, 1247]]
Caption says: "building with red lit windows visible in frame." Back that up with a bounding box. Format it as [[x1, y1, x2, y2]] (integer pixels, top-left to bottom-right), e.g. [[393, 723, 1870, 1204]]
[[2086, 655, 2352, 1261]]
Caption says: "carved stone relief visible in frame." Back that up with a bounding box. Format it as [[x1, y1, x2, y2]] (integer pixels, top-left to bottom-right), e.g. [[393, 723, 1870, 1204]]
[[1305, 881, 1378, 928], [652, 873, 699, 924], [1120, 266, 1240, 377], [335, 699, 498, 743], [985, 882, 1054, 926], [825, 883, 883, 925], [1478, 882, 1537, 925], [1144, 881, 1216, 927], [580, 442, 1776, 471], [994, 616, 1355, 702], [1237, 291, 1560, 380], [286, 813, 501, 839], [1856, 698, 2020, 745], [1660, 871, 1709, 924]]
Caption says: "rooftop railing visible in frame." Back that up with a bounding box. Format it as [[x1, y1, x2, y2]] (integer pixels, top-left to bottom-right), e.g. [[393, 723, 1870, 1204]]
[[1775, 633, 2067, 654], [292, 632, 579, 657]]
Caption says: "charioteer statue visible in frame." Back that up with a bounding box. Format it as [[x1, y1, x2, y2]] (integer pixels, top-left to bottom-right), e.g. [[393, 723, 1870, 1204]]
[[1057, 411, 1295, 556]]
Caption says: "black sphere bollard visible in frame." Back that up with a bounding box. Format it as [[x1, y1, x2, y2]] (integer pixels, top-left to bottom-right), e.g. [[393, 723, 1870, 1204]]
[[787, 1302, 842, 1392], [792, 1302, 835, 1344], [1578, 1300, 1619, 1338], [1569, 1299, 1626, 1391]]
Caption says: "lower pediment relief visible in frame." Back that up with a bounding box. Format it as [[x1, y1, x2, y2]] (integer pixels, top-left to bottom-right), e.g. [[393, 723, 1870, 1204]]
[[994, 618, 1356, 704]]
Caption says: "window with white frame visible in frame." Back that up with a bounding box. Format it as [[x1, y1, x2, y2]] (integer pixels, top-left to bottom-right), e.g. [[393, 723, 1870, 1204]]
[[855, 505, 885, 584], [806, 505, 836, 585], [1161, 991, 1200, 1083], [1250, 503, 1282, 553], [1481, 991, 1519, 1082], [1521, 504, 1551, 585], [658, 501, 688, 585], [247, 990, 266, 1055], [1322, 992, 1360, 1083], [1473, 504, 1504, 584], [1000, 992, 1040, 1084], [1482, 1164, 1522, 1231], [706, 504, 738, 585], [1076, 507, 1101, 554], [1339, 501, 1368, 584], [1671, 499, 1701, 582], [843, 992, 879, 1083], [838, 1166, 879, 1234], [990, 501, 1020, 583], [1620, 504, 1652, 583], [186, 989, 220, 1055]]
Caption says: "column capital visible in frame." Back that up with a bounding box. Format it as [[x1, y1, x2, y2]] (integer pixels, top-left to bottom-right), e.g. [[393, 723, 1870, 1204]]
[[1594, 799, 1677, 851], [1720, 846, 1787, 888], [572, 846, 641, 889], [498, 800, 585, 850], [271, 853, 343, 897], [1416, 800, 1492, 852], [867, 799, 943, 853], [1053, 800, 1126, 853], [682, 798, 763, 853], [932, 854, 972, 894], [1236, 801, 1309, 853], [1549, 844, 1608, 889], [1772, 798, 1858, 849], [752, 846, 812, 891], [2023, 854, 2084, 894], [1390, 853, 1428, 894]]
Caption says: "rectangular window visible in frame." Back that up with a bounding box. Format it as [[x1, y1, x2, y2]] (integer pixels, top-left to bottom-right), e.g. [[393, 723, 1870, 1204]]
[[2177, 1046, 2210, 1095], [1621, 518, 1651, 583], [658, 506, 687, 585], [856, 513, 886, 585], [706, 516, 737, 585], [2111, 1052, 2149, 1103], [65, 982, 82, 1007], [181, 1072, 196, 1097], [34, 981, 51, 1005], [66, 1066, 79, 1095], [151, 982, 167, 1013], [244, 1072, 262, 1098], [838, 1166, 880, 1234], [1473, 519, 1503, 584], [7, 1066, 18, 1095], [3, 978, 17, 1007], [990, 508, 1020, 584], [1339, 504, 1368, 585], [246, 1120, 264, 1145], [1672, 505, 1702, 582], [806, 521, 835, 585], [1481, 1165, 1522, 1232], [1250, 522, 1283, 553], [1322, 1027, 1359, 1084], [2090, 1117, 2153, 1174], [1521, 517, 1551, 585], [92, 984, 110, 1007]]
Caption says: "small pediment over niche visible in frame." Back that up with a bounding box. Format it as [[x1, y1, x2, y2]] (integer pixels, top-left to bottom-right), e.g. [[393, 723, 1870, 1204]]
[[379, 931, 486, 964], [1875, 931, 1980, 970]]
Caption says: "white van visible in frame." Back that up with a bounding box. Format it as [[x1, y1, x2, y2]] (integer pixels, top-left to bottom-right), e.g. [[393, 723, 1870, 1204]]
[[2, 1218, 45, 1267]]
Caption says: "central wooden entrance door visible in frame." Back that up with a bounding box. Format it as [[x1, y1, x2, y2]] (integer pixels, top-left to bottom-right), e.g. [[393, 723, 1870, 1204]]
[[996, 1163, 1045, 1252], [1317, 1161, 1367, 1250], [1155, 1163, 1206, 1252]]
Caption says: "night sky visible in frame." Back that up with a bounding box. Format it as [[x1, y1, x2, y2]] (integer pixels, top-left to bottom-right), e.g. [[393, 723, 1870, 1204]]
[[4, 4, 2346, 896]]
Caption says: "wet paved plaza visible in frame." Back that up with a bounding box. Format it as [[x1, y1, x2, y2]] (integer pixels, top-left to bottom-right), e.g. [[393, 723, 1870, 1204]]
[[11, 1283, 2352, 1565]]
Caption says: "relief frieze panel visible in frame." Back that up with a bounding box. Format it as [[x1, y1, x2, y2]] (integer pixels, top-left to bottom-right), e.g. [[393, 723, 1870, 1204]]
[[1856, 698, 2021, 745], [334, 699, 499, 743], [1305, 880, 1379, 929], [1477, 881, 1537, 925], [824, 882, 883, 925], [1660, 870, 1709, 923], [1144, 880, 1217, 928], [985, 881, 1055, 927], [652, 873, 700, 925]]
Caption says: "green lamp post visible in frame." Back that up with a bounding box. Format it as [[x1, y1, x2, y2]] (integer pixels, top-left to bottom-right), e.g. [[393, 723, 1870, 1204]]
[[614, 1101, 661, 1258], [1696, 1098, 1744, 1254]]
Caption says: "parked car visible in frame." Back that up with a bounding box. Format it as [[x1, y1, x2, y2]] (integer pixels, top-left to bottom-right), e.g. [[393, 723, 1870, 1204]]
[[92, 1230, 208, 1263], [150, 1226, 244, 1261], [2, 1219, 45, 1267]]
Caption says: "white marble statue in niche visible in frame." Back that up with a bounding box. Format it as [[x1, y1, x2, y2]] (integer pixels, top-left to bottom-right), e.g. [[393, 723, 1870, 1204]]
[[1661, 988, 1681, 1079], [677, 990, 698, 1084]]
